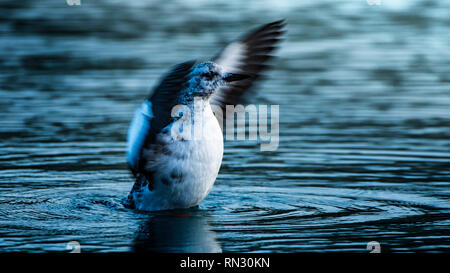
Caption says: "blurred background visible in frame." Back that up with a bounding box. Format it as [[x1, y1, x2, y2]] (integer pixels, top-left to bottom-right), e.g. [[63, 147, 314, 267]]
[[0, 0, 449, 252]]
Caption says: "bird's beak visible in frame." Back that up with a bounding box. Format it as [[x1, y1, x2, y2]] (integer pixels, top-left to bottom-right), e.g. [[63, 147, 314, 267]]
[[223, 73, 251, 82]]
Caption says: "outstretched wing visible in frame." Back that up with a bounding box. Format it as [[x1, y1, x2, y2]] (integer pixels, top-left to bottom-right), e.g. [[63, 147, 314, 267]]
[[211, 20, 285, 111], [126, 61, 196, 175]]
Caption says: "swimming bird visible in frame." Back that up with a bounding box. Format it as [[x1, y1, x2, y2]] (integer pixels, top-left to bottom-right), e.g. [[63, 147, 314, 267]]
[[123, 20, 285, 211]]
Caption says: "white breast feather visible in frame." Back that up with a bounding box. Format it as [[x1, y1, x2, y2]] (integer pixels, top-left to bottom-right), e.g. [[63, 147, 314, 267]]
[[132, 101, 223, 211]]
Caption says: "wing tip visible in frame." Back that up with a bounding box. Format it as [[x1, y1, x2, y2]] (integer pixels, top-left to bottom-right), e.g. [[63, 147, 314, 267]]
[[271, 19, 287, 27], [242, 19, 286, 44], [260, 19, 287, 32]]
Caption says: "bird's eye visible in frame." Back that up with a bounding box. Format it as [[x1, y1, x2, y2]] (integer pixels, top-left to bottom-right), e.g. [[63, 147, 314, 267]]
[[203, 72, 214, 80]]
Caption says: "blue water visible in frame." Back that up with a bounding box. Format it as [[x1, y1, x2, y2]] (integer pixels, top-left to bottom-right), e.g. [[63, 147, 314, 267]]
[[0, 0, 449, 252]]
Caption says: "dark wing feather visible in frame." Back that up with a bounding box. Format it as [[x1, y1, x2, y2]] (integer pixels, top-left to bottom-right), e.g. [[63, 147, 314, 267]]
[[148, 60, 196, 137], [211, 20, 285, 111], [126, 60, 195, 176]]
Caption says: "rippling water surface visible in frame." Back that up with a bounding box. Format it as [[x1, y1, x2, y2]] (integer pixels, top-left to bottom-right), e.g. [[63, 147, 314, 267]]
[[0, 0, 449, 252]]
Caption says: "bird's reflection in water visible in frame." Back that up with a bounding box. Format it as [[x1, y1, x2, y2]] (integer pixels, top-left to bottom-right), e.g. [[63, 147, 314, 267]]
[[133, 208, 222, 253]]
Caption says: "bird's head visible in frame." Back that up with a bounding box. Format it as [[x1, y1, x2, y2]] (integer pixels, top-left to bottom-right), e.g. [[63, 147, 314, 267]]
[[184, 62, 250, 99]]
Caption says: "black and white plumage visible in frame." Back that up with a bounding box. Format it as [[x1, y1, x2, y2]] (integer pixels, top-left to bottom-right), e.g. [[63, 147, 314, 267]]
[[212, 20, 286, 112], [123, 20, 285, 211]]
